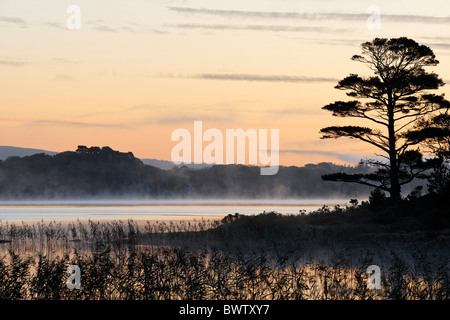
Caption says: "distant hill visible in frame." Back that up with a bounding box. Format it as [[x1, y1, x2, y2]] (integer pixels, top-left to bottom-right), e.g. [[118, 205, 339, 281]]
[[0, 146, 210, 171], [0, 145, 375, 200], [0, 146, 57, 160]]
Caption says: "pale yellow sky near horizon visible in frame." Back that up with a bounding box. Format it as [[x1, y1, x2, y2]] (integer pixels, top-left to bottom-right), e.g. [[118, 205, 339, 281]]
[[1, 0, 450, 166]]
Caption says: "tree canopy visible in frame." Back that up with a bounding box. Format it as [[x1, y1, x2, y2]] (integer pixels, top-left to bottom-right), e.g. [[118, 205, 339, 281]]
[[320, 37, 449, 199]]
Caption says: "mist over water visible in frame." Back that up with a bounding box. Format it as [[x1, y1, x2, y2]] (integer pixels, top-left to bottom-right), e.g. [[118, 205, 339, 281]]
[[0, 198, 351, 222], [0, 198, 351, 206]]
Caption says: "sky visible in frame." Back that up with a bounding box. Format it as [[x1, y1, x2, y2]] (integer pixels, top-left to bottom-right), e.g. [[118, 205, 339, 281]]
[[1, 0, 450, 166]]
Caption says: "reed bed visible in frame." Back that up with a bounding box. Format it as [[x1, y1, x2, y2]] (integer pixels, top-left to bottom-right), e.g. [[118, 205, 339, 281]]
[[0, 219, 448, 300]]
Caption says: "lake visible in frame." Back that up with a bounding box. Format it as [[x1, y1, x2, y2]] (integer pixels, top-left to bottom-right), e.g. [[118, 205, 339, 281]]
[[0, 199, 348, 222]]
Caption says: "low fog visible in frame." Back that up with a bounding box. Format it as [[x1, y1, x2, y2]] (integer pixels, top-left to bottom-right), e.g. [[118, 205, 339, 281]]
[[0, 198, 353, 207]]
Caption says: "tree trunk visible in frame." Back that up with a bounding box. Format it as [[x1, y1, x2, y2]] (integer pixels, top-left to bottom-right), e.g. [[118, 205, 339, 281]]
[[389, 154, 401, 200], [387, 93, 401, 200]]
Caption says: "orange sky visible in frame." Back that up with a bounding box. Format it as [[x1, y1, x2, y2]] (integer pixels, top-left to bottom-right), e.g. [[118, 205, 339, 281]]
[[1, 0, 450, 166]]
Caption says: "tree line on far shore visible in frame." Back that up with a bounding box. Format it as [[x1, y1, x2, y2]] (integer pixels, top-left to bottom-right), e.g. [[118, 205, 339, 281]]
[[0, 145, 375, 200]]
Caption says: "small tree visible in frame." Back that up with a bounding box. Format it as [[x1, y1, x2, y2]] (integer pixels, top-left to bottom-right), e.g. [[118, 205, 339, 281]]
[[368, 188, 387, 208], [320, 37, 449, 200], [406, 112, 450, 194]]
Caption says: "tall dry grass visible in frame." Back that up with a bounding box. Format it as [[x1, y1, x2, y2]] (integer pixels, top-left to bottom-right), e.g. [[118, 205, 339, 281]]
[[0, 219, 448, 300]]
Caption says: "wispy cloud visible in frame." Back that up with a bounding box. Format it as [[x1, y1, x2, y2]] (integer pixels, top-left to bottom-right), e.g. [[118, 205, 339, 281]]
[[0, 16, 27, 26], [238, 106, 322, 115], [42, 22, 65, 30], [0, 57, 81, 68], [279, 149, 365, 163], [53, 74, 75, 82], [423, 42, 450, 50], [29, 120, 128, 129], [168, 23, 336, 33], [49, 57, 82, 64], [0, 117, 26, 123], [46, 19, 119, 33], [86, 19, 166, 34], [168, 7, 299, 19], [380, 14, 450, 24], [118, 23, 168, 35], [92, 25, 117, 33], [126, 103, 168, 111], [3, 117, 129, 130], [148, 114, 234, 125], [0, 59, 31, 67], [168, 6, 450, 24], [187, 73, 338, 83]]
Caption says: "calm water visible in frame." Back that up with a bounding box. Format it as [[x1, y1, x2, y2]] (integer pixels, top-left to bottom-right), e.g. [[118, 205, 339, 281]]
[[0, 199, 348, 222]]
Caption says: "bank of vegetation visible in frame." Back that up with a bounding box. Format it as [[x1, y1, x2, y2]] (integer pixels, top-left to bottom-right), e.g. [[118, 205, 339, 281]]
[[0, 191, 448, 300]]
